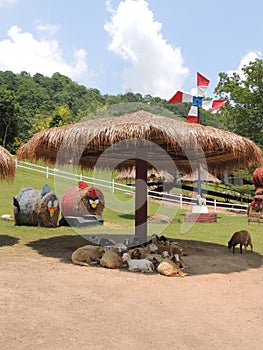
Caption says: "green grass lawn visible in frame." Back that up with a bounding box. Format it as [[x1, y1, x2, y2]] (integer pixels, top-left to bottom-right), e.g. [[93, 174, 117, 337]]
[[1, 166, 262, 255]]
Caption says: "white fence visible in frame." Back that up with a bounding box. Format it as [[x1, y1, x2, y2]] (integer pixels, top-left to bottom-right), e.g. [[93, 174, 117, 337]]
[[15, 160, 248, 213]]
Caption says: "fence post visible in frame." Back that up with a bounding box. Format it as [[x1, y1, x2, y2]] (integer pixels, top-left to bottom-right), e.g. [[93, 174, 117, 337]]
[[112, 179, 115, 193], [14, 158, 18, 168], [180, 194, 182, 208], [214, 199, 217, 212], [79, 173, 83, 182], [46, 166, 49, 179]]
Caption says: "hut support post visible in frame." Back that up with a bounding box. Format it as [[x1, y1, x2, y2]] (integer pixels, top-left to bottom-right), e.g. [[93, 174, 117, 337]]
[[135, 141, 148, 243]]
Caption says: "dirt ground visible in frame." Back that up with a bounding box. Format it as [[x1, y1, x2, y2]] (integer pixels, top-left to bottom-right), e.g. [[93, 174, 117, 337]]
[[0, 233, 262, 350]]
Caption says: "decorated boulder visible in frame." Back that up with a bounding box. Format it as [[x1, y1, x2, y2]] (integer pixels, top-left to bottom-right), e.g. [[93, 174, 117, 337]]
[[59, 181, 105, 226], [13, 184, 59, 227]]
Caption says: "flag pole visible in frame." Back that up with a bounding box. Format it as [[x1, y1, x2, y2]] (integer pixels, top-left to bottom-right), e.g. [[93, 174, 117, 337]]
[[197, 104, 202, 196]]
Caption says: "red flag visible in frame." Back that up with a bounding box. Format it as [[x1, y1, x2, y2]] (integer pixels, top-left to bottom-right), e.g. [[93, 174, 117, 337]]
[[168, 91, 183, 103], [211, 99, 228, 110], [186, 106, 199, 123], [168, 91, 193, 104], [197, 72, 210, 87], [187, 116, 199, 123]]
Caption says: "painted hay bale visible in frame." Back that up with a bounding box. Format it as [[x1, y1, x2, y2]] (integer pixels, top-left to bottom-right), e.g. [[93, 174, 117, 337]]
[[14, 185, 59, 227], [252, 167, 263, 190], [61, 181, 105, 217]]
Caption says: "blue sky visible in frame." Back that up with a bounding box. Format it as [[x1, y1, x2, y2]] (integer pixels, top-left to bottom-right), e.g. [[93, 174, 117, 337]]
[[0, 0, 262, 99]]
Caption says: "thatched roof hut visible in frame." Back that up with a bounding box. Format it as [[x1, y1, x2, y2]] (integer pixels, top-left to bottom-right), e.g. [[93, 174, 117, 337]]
[[177, 166, 222, 184], [115, 167, 174, 183], [17, 110, 262, 173], [17, 124, 74, 163], [17, 110, 263, 242], [0, 146, 15, 181]]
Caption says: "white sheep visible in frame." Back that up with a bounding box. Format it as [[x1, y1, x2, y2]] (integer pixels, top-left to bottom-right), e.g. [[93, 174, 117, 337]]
[[1, 214, 13, 221], [122, 252, 154, 273]]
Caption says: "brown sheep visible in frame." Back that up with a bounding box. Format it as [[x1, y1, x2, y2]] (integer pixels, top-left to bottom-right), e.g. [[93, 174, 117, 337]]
[[157, 257, 185, 277], [100, 249, 123, 269], [228, 230, 253, 254], [151, 235, 187, 268], [127, 244, 158, 259], [71, 245, 105, 266]]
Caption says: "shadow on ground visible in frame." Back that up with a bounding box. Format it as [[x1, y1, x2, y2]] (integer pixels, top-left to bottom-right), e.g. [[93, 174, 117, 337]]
[[26, 234, 263, 276], [0, 235, 19, 247]]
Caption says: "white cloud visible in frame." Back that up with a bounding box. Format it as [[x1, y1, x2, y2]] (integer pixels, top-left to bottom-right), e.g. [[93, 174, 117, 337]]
[[227, 51, 262, 79], [36, 22, 60, 36], [0, 25, 89, 83], [0, 0, 17, 6], [104, 0, 189, 98]]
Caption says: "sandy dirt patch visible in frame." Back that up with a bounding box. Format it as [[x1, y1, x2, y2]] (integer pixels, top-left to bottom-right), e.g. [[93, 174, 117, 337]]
[[0, 233, 262, 350]]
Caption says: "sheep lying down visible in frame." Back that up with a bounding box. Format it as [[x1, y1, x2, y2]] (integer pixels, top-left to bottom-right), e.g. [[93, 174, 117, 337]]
[[71, 245, 105, 266], [71, 235, 188, 277], [72, 245, 125, 269], [157, 258, 185, 277], [122, 253, 154, 273]]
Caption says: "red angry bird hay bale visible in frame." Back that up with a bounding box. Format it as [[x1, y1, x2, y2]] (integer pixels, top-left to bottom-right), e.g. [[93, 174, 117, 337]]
[[61, 181, 105, 217]]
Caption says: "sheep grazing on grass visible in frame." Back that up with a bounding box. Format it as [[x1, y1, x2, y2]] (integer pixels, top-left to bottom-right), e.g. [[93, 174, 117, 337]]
[[122, 253, 154, 273], [100, 249, 123, 269], [71, 245, 105, 266], [228, 230, 253, 254]]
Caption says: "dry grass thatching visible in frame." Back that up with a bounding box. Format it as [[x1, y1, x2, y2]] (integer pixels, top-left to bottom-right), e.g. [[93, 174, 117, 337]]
[[0, 145, 15, 181], [115, 167, 174, 182], [177, 166, 222, 184], [17, 110, 263, 173], [17, 124, 74, 164]]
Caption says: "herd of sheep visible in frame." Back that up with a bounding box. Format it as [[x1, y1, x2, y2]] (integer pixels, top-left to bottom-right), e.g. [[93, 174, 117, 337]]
[[71, 229, 254, 277], [71, 234, 188, 277]]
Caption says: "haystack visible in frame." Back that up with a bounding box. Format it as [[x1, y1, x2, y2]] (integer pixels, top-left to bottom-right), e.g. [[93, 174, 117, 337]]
[[0, 145, 15, 181], [14, 185, 60, 227], [60, 181, 104, 218]]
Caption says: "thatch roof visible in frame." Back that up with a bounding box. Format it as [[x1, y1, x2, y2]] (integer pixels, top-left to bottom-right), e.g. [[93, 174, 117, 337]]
[[177, 166, 222, 184], [0, 146, 15, 181], [17, 124, 74, 164], [17, 110, 263, 173], [115, 167, 174, 182]]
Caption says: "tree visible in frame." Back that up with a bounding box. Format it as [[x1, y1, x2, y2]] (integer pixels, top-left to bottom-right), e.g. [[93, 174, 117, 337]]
[[214, 58, 263, 149], [0, 89, 20, 148], [49, 106, 72, 128]]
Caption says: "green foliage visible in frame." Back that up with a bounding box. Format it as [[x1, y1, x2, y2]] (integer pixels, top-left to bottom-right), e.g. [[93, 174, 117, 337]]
[[215, 58, 263, 148], [0, 89, 21, 150]]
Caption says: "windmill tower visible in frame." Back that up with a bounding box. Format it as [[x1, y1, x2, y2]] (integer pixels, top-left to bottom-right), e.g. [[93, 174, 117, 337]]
[[168, 72, 227, 197]]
